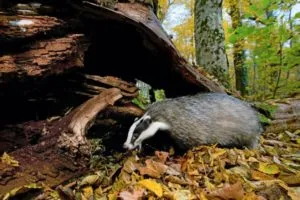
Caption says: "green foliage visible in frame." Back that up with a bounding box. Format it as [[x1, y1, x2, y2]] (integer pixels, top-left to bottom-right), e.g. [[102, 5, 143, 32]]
[[254, 102, 278, 118], [159, 0, 299, 100], [223, 0, 299, 99], [132, 80, 166, 109], [258, 113, 272, 125], [154, 89, 166, 101], [132, 96, 149, 110]]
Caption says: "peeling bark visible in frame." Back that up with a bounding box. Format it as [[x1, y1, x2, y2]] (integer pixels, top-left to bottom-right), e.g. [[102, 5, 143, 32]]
[[0, 34, 88, 84]]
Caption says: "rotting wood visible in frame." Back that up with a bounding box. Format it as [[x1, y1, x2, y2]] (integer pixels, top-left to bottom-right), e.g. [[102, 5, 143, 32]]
[[0, 15, 63, 41], [264, 99, 300, 134], [83, 74, 138, 93], [0, 88, 123, 194], [0, 34, 88, 84], [69, 1, 225, 95], [61, 88, 123, 156]]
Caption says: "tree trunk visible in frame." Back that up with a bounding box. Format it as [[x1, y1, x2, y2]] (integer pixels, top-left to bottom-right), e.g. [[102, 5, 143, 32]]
[[228, 0, 248, 96], [194, 0, 229, 87]]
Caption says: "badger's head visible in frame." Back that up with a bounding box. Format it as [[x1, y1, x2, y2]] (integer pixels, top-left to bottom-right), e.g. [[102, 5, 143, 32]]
[[123, 113, 170, 150]]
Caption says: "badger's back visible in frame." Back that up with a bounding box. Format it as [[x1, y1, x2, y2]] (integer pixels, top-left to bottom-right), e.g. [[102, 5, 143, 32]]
[[146, 93, 262, 149]]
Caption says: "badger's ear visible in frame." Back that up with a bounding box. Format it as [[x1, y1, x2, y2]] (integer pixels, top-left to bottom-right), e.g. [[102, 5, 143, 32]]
[[134, 117, 139, 122]]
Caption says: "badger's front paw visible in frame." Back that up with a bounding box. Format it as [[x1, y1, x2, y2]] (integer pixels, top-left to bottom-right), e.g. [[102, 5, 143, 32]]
[[123, 143, 134, 150]]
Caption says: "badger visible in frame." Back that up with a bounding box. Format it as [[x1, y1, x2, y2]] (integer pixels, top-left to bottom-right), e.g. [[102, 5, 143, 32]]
[[123, 93, 263, 151]]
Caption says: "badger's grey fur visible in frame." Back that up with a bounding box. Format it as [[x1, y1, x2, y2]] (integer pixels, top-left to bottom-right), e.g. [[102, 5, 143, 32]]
[[123, 93, 263, 150]]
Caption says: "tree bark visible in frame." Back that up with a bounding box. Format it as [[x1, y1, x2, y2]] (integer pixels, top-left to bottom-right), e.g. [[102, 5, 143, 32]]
[[228, 0, 248, 96], [194, 0, 229, 87]]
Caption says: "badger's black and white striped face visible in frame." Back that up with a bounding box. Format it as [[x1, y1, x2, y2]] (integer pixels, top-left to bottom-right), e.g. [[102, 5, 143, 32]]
[[123, 113, 170, 150]]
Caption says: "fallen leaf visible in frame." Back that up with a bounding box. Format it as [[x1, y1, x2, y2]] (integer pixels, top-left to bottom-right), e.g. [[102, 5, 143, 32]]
[[118, 188, 145, 200], [258, 162, 280, 175], [122, 159, 138, 174], [279, 173, 300, 186], [253, 180, 298, 200], [139, 159, 168, 178], [251, 170, 275, 181], [138, 179, 163, 197], [108, 192, 118, 200], [1, 152, 19, 167], [204, 176, 215, 191], [206, 182, 245, 200], [166, 166, 181, 176], [3, 184, 42, 200], [164, 175, 189, 185], [243, 192, 267, 200], [155, 151, 169, 163], [175, 190, 193, 200], [81, 186, 93, 200], [79, 174, 100, 186]]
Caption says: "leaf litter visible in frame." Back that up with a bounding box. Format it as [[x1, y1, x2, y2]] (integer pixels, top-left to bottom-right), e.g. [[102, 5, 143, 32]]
[[2, 129, 300, 200]]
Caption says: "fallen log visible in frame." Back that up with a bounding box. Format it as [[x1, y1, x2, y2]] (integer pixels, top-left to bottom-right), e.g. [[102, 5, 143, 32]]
[[0, 88, 123, 194], [69, 0, 225, 96], [0, 34, 88, 84], [264, 98, 300, 133]]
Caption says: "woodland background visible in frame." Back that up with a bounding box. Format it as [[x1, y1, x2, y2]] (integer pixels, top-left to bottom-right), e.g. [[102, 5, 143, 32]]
[[0, 0, 299, 199], [158, 0, 299, 99]]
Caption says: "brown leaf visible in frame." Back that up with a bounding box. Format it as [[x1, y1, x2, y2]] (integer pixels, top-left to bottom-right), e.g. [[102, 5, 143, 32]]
[[123, 159, 138, 174], [206, 182, 245, 200], [155, 151, 169, 163], [118, 188, 145, 200], [164, 175, 189, 185], [279, 173, 300, 186], [139, 159, 168, 178]]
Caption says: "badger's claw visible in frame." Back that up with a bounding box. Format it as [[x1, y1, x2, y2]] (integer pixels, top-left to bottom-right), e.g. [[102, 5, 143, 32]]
[[137, 143, 142, 152]]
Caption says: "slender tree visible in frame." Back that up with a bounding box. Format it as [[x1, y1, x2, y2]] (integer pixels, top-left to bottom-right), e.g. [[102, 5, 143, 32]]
[[194, 0, 229, 87], [228, 0, 248, 95]]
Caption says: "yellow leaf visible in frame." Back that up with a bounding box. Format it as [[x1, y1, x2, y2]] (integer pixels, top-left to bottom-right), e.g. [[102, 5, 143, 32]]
[[251, 170, 274, 181], [1, 152, 19, 167], [199, 191, 209, 200], [79, 174, 100, 186], [204, 176, 215, 191], [108, 192, 118, 200], [82, 186, 93, 199], [138, 179, 163, 197], [257, 162, 280, 175]]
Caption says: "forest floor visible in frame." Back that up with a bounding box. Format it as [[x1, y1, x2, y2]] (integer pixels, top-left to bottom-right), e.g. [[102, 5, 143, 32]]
[[1, 98, 300, 200]]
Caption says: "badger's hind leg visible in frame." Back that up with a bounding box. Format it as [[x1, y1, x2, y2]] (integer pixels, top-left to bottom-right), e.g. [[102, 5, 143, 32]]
[[133, 122, 170, 150]]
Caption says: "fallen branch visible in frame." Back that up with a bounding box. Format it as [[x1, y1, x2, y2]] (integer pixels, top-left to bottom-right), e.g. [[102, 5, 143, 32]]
[[59, 88, 123, 155], [0, 88, 123, 194]]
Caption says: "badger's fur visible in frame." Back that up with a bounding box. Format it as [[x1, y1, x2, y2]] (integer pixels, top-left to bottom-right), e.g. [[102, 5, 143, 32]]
[[123, 93, 263, 150]]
